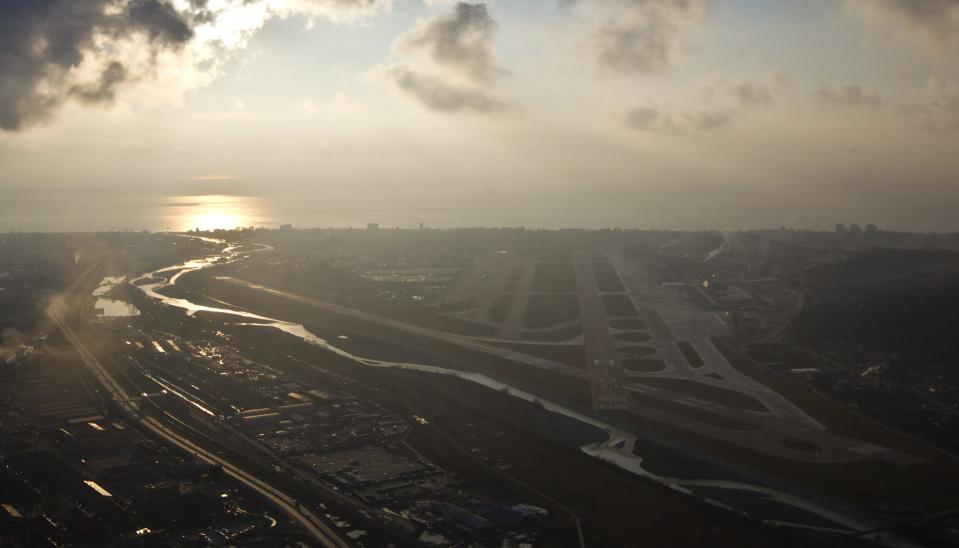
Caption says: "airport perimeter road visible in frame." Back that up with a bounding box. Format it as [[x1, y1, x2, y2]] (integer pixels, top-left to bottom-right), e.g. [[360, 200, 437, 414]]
[[48, 281, 350, 548], [572, 252, 628, 410]]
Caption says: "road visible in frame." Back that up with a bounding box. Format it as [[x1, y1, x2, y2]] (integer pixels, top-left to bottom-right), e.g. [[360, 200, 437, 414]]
[[48, 265, 351, 548]]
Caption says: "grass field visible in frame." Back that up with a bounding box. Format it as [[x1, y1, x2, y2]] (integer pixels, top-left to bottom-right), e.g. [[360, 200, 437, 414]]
[[618, 345, 657, 357], [524, 293, 580, 329], [613, 332, 652, 342], [593, 269, 626, 292], [621, 358, 666, 372], [530, 261, 578, 292], [677, 342, 705, 368], [602, 294, 638, 317], [609, 318, 646, 330], [521, 323, 582, 342], [493, 342, 588, 369], [629, 377, 769, 412], [181, 271, 593, 405], [489, 293, 514, 323], [630, 393, 759, 431]]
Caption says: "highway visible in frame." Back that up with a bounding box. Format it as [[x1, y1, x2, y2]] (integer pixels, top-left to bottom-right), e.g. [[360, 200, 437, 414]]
[[48, 264, 351, 548]]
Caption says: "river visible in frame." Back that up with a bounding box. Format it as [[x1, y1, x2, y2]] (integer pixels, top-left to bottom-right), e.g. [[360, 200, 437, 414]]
[[129, 235, 920, 546]]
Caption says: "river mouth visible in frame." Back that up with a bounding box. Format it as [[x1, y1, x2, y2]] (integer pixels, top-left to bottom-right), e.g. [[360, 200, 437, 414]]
[[129, 235, 884, 538]]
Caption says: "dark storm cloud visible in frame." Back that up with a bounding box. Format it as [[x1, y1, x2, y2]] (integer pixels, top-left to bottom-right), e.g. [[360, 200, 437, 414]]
[[398, 2, 500, 83], [128, 0, 194, 44], [816, 84, 883, 108], [572, 0, 712, 75], [385, 65, 507, 113], [0, 0, 394, 131], [0, 0, 193, 131]]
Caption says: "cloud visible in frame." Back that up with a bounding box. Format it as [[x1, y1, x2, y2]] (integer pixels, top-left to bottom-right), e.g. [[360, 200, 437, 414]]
[[128, 0, 195, 44], [767, 67, 794, 89], [684, 108, 731, 130], [0, 0, 391, 131], [0, 0, 193, 131], [703, 68, 792, 105], [624, 106, 674, 131], [387, 2, 507, 114], [816, 84, 882, 108], [385, 65, 507, 113], [921, 76, 959, 130], [575, 0, 712, 75], [728, 79, 771, 107], [397, 1, 500, 83], [68, 61, 130, 105], [848, 0, 959, 53], [624, 105, 730, 133], [279, 0, 393, 25], [192, 175, 243, 181]]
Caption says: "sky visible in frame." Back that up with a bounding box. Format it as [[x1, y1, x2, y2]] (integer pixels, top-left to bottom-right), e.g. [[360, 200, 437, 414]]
[[1, 0, 958, 232]]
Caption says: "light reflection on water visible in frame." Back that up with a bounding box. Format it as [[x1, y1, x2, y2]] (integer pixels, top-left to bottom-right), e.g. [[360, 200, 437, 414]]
[[166, 195, 265, 232], [92, 276, 140, 318], [131, 239, 890, 538], [94, 298, 140, 318], [0, 191, 729, 232]]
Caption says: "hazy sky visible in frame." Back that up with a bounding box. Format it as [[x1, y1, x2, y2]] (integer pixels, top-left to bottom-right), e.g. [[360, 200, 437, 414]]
[[1, 0, 958, 231]]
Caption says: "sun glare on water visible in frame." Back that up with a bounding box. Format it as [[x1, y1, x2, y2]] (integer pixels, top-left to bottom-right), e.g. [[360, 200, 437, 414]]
[[171, 195, 260, 231]]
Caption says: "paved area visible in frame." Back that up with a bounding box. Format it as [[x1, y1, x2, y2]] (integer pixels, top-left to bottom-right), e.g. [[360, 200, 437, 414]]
[[439, 256, 536, 339], [604, 253, 921, 465], [573, 252, 628, 410]]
